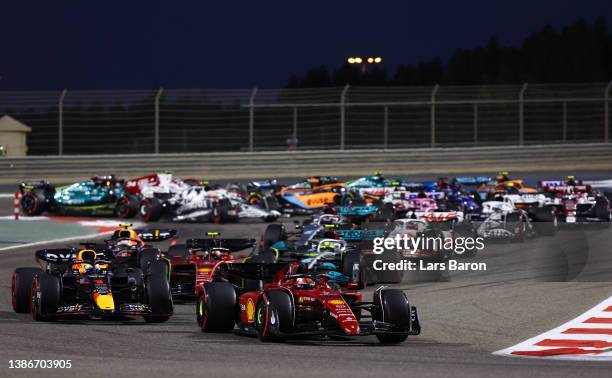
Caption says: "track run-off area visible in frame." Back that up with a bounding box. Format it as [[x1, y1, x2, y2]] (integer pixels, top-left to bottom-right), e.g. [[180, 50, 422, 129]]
[[0, 171, 611, 377]]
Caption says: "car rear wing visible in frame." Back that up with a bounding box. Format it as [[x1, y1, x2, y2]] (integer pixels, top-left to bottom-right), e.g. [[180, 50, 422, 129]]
[[336, 206, 378, 217], [336, 228, 386, 241], [217, 262, 288, 282], [35, 247, 114, 264], [539, 180, 590, 193], [135, 229, 177, 241], [456, 176, 492, 186], [19, 181, 52, 193], [186, 238, 256, 252], [390, 191, 445, 200]]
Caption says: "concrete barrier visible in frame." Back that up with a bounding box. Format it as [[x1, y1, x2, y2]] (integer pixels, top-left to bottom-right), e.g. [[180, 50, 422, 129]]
[[1, 143, 611, 184]]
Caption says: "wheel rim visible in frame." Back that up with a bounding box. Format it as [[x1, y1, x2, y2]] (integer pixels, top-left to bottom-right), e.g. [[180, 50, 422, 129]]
[[198, 294, 207, 329], [140, 203, 151, 221], [256, 305, 264, 329]]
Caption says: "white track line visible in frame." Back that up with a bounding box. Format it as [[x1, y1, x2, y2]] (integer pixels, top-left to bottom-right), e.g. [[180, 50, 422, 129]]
[[0, 193, 15, 198], [494, 296, 612, 361], [0, 231, 114, 252]]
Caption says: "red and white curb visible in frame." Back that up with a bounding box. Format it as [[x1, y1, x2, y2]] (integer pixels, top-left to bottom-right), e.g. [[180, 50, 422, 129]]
[[494, 296, 612, 360]]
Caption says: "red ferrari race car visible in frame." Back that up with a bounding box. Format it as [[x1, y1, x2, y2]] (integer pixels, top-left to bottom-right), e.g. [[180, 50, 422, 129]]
[[195, 262, 421, 343], [165, 232, 256, 299]]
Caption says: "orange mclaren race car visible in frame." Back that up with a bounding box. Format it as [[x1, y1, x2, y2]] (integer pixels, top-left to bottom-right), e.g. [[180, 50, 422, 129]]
[[278, 176, 350, 210]]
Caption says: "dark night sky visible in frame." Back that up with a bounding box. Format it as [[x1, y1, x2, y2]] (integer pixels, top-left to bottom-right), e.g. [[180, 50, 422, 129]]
[[1, 0, 611, 90]]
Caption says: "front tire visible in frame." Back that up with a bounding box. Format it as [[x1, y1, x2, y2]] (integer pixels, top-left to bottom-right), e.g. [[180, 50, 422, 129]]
[[115, 195, 138, 218], [261, 224, 285, 250], [139, 197, 163, 222], [255, 290, 294, 342], [373, 289, 411, 344], [143, 272, 172, 323], [197, 282, 236, 332]]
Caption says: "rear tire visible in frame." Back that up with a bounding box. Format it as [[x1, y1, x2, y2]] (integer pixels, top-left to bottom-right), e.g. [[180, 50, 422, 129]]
[[115, 195, 138, 218], [595, 198, 610, 223], [373, 289, 410, 344], [533, 207, 557, 236], [139, 197, 163, 222], [213, 198, 233, 224], [506, 212, 526, 242], [20, 192, 46, 216], [30, 273, 60, 321], [12, 268, 43, 313], [197, 282, 236, 332]]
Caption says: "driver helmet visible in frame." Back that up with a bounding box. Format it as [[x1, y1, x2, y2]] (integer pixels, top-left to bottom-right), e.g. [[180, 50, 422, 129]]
[[295, 276, 316, 290], [319, 241, 337, 253], [72, 250, 96, 274], [209, 248, 226, 259], [116, 239, 138, 248]]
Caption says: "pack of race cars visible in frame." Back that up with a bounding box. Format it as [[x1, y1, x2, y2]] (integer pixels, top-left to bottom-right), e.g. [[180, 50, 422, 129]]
[[11, 223, 420, 344], [10, 172, 611, 343], [18, 172, 611, 234]]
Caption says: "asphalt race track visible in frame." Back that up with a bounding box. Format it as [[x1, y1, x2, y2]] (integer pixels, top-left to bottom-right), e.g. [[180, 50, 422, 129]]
[[1, 175, 612, 377]]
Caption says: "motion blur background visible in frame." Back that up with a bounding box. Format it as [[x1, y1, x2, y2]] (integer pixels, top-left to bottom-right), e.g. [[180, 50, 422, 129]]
[[1, 1, 612, 155]]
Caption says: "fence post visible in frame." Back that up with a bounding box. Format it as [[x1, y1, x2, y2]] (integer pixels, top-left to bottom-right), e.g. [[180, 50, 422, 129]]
[[383, 105, 389, 149], [430, 84, 439, 148], [249, 87, 258, 152], [562, 101, 567, 143], [293, 107, 298, 147], [154, 87, 164, 154], [58, 89, 67, 156], [473, 103, 478, 146], [605, 81, 611, 143], [340, 84, 350, 150], [519, 83, 528, 146]]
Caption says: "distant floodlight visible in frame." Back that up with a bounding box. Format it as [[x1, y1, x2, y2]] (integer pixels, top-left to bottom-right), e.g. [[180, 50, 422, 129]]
[[347, 57, 355, 64], [354, 57, 363, 64], [374, 57, 382, 63], [367, 57, 374, 63]]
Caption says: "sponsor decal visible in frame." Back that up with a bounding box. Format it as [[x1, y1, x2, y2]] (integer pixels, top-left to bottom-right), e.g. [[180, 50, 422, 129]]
[[246, 298, 255, 322]]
